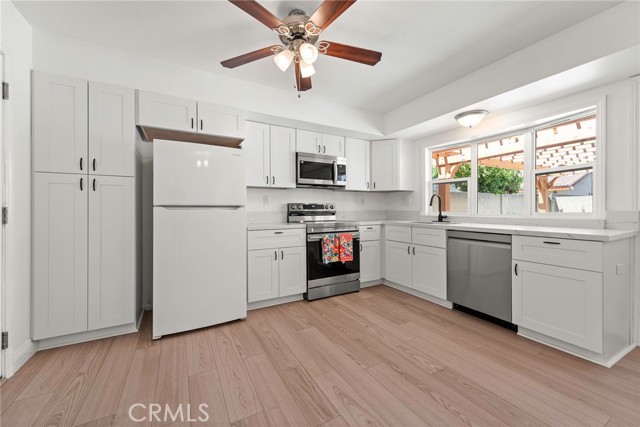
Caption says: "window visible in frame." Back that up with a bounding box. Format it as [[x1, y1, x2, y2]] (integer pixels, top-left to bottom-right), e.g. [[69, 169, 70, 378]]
[[427, 109, 599, 217], [430, 146, 470, 213]]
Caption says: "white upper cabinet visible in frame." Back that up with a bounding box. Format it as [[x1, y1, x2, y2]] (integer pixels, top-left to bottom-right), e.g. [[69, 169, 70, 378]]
[[136, 90, 197, 132], [33, 72, 88, 174], [33, 173, 88, 340], [371, 139, 413, 191], [89, 82, 135, 177], [244, 122, 271, 187], [88, 176, 135, 330], [322, 134, 346, 157], [244, 122, 296, 189], [296, 129, 322, 154], [346, 138, 370, 191], [197, 101, 245, 139], [270, 126, 296, 189]]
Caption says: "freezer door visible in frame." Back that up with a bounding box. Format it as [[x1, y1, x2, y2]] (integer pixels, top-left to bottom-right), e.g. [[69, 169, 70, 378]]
[[153, 206, 247, 338], [153, 139, 246, 206]]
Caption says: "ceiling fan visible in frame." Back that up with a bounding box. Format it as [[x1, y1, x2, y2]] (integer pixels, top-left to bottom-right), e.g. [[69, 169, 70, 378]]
[[220, 0, 382, 93]]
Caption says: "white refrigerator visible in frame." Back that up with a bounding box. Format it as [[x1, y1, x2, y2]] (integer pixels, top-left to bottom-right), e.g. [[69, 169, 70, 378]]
[[153, 139, 247, 339]]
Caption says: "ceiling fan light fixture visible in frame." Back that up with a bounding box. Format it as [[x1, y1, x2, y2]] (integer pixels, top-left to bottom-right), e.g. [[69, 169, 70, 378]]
[[299, 42, 319, 64], [454, 110, 489, 128], [274, 48, 294, 72], [299, 60, 316, 78]]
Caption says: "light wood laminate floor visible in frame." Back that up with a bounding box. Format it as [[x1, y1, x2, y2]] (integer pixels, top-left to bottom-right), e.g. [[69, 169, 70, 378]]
[[1, 285, 639, 427]]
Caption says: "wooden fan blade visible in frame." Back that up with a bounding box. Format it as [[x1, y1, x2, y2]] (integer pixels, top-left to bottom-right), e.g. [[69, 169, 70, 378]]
[[321, 41, 382, 66], [228, 0, 284, 29], [221, 46, 277, 68], [295, 61, 312, 91], [308, 0, 356, 30]]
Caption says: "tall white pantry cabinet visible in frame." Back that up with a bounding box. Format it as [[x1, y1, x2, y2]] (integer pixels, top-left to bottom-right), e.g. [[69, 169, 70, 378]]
[[32, 71, 140, 341]]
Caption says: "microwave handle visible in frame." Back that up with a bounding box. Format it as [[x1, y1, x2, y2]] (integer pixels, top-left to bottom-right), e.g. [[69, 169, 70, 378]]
[[333, 161, 339, 185]]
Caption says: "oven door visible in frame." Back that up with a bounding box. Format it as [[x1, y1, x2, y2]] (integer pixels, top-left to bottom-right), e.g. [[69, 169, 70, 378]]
[[307, 232, 360, 288], [297, 154, 346, 187]]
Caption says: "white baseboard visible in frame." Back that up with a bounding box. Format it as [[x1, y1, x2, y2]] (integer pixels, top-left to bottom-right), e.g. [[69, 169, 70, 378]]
[[248, 294, 304, 310], [37, 321, 139, 351], [360, 280, 383, 288], [382, 280, 453, 309], [11, 340, 38, 376]]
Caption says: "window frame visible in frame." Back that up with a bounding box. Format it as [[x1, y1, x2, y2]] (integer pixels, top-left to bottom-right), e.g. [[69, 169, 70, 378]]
[[426, 101, 605, 219]]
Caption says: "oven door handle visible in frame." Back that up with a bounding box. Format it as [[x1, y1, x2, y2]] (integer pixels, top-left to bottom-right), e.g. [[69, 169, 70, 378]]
[[307, 232, 360, 242]]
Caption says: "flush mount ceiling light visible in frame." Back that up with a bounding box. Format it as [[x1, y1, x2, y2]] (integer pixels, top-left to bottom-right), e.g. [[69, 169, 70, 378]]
[[221, 1, 382, 94], [455, 110, 489, 128]]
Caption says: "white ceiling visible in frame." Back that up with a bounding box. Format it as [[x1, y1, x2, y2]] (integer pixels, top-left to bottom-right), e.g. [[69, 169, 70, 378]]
[[14, 0, 621, 113]]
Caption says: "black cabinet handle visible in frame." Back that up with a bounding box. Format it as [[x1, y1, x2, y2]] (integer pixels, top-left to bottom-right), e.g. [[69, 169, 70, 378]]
[[274, 251, 277, 261], [407, 246, 411, 255], [191, 118, 194, 129], [373, 182, 376, 189], [272, 176, 275, 186], [366, 182, 369, 189], [80, 157, 83, 171], [200, 119, 203, 130], [413, 247, 416, 256], [323, 146, 326, 154], [317, 145, 321, 153], [360, 243, 363, 252], [514, 263, 519, 276], [274, 231, 283, 235], [266, 176, 269, 185], [281, 251, 284, 260], [543, 241, 561, 245], [366, 227, 373, 230], [92, 178, 96, 191], [92, 158, 96, 171], [80, 177, 83, 191]]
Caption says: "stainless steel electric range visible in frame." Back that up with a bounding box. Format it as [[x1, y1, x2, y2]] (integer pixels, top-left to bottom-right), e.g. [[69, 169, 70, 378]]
[[287, 203, 360, 301]]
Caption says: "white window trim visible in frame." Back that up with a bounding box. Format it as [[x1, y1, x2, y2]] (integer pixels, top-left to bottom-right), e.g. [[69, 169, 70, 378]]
[[425, 100, 605, 219]]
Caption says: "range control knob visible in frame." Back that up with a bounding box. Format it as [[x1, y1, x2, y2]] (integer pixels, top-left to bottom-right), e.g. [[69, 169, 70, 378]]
[[290, 205, 297, 210], [329, 204, 335, 210], [324, 204, 329, 209], [297, 204, 303, 210]]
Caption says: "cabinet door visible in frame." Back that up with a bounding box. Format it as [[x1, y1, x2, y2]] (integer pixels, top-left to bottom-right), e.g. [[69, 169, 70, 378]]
[[88, 176, 135, 330], [513, 261, 603, 352], [243, 122, 271, 187], [322, 134, 346, 157], [412, 245, 446, 299], [136, 90, 197, 132], [360, 240, 381, 282], [345, 138, 370, 191], [33, 173, 88, 339], [278, 246, 307, 297], [296, 129, 322, 154], [370, 140, 396, 191], [89, 82, 135, 177], [248, 249, 279, 302], [270, 126, 296, 189], [33, 72, 88, 174], [384, 240, 412, 287], [197, 101, 245, 139]]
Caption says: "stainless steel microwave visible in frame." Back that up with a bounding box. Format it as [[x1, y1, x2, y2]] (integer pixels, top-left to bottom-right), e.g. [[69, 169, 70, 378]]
[[296, 153, 347, 188]]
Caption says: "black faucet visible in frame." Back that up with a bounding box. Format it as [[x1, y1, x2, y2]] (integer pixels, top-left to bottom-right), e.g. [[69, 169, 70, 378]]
[[429, 194, 448, 222]]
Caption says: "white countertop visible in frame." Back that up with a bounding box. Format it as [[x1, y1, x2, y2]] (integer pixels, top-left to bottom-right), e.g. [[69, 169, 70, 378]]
[[248, 220, 636, 242]]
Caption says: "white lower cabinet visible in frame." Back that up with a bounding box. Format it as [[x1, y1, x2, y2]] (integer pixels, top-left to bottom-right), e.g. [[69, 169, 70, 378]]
[[512, 260, 603, 353], [33, 173, 89, 339], [360, 240, 381, 282], [33, 172, 136, 340], [248, 244, 306, 303], [412, 245, 446, 299], [88, 176, 135, 330], [385, 241, 412, 287]]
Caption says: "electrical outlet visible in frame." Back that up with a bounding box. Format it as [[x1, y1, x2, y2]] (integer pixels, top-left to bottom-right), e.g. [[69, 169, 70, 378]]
[[616, 263, 623, 275], [263, 195, 269, 205]]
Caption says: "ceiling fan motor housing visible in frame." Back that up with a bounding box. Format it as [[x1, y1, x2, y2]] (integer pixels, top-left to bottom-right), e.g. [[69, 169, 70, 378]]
[[278, 9, 320, 46]]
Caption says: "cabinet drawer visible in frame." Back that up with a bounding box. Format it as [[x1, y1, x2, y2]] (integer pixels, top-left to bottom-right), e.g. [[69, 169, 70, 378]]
[[385, 225, 412, 243], [512, 236, 603, 272], [248, 229, 306, 250], [412, 227, 446, 248], [359, 225, 381, 241]]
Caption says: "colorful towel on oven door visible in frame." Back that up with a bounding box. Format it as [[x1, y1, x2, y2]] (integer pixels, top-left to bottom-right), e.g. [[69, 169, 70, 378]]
[[338, 233, 354, 262], [321, 234, 339, 264]]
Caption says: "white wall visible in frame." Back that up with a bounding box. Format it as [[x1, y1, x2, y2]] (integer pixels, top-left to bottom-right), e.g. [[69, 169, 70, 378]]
[[1, 1, 35, 377]]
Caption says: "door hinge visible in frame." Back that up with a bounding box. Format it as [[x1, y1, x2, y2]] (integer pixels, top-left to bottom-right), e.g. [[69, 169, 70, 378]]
[[1, 332, 7, 350], [1, 207, 7, 225], [2, 82, 8, 100]]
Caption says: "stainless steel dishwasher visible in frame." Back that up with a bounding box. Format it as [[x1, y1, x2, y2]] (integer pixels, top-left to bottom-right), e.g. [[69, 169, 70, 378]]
[[447, 231, 513, 326]]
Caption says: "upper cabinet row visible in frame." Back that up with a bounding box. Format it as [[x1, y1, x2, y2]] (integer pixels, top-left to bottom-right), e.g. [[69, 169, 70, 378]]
[[33, 72, 135, 177], [135, 91, 245, 140], [244, 121, 413, 192]]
